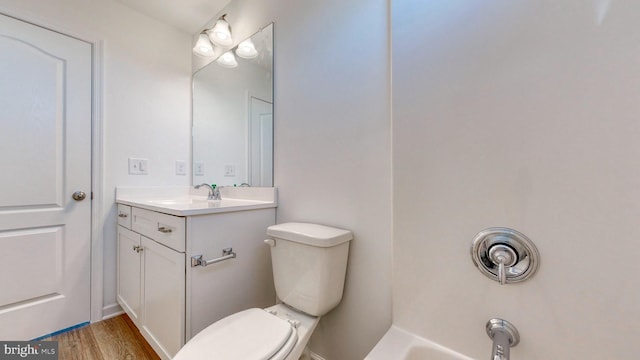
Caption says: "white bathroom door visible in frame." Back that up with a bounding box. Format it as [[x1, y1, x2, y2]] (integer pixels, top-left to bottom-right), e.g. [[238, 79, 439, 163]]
[[248, 97, 273, 186], [0, 14, 92, 339]]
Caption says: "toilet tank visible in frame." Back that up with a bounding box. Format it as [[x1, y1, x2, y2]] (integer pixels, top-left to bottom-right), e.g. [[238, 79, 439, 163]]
[[266, 222, 352, 317]]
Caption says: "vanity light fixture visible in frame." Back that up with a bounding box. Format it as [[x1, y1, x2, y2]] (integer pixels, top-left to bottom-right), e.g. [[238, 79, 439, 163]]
[[216, 50, 238, 68], [193, 31, 214, 57], [208, 14, 233, 47], [235, 38, 258, 59]]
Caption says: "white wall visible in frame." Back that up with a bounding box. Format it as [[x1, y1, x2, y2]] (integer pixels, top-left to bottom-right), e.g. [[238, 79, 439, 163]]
[[273, 4, 391, 359], [194, 1, 392, 359], [0, 0, 192, 317], [393, 1, 640, 359]]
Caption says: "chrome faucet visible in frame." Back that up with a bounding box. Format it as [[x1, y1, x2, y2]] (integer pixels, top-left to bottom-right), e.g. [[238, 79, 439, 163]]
[[194, 183, 221, 200], [486, 319, 519, 360], [212, 186, 221, 200]]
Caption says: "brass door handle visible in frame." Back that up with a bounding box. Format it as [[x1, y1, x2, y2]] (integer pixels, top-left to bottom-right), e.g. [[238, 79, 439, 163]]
[[72, 191, 86, 201]]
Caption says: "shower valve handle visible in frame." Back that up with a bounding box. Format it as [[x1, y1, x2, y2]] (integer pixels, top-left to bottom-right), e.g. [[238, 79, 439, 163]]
[[488, 244, 517, 286]]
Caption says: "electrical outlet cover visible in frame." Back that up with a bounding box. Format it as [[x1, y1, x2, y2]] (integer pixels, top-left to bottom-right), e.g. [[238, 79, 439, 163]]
[[194, 161, 204, 176], [176, 160, 186, 175]]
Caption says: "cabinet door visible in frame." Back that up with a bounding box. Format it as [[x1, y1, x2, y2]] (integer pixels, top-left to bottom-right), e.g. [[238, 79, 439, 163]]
[[140, 236, 185, 360], [116, 226, 141, 325], [186, 209, 276, 338]]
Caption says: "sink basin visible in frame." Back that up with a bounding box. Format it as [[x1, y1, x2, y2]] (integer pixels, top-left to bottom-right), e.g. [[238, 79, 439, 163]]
[[144, 198, 262, 208], [115, 186, 278, 216], [125, 197, 275, 216], [145, 198, 209, 206]]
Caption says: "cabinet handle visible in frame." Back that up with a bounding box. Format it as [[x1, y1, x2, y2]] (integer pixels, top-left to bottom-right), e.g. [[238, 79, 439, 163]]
[[158, 226, 172, 233], [118, 213, 128, 218], [133, 245, 143, 253], [191, 248, 236, 267]]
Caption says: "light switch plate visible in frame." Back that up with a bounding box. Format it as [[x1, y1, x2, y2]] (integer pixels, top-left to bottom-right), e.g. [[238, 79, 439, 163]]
[[194, 161, 204, 176], [129, 158, 148, 175], [224, 164, 235, 177], [176, 160, 186, 175]]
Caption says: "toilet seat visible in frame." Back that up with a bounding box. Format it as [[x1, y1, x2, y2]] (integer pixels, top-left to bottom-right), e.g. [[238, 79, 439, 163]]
[[173, 308, 298, 360]]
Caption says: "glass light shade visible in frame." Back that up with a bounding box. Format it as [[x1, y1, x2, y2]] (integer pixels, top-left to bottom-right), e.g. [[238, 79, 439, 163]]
[[193, 33, 214, 57], [208, 19, 233, 47], [216, 51, 238, 68], [235, 39, 258, 59]]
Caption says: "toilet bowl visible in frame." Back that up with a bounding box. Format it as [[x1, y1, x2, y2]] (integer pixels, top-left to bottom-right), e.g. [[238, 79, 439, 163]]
[[173, 222, 352, 360]]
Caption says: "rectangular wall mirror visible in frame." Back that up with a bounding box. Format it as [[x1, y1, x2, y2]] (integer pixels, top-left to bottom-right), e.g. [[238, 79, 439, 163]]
[[192, 23, 273, 187]]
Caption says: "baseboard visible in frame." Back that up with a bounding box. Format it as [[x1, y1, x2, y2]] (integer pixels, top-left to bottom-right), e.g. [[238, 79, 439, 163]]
[[102, 302, 124, 320]]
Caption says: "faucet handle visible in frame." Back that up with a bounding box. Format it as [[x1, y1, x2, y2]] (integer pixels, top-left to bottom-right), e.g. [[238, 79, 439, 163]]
[[497, 262, 506, 286], [487, 244, 517, 285], [471, 227, 540, 285]]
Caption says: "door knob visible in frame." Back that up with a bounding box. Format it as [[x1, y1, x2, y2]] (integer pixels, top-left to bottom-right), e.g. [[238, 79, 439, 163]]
[[72, 191, 87, 201]]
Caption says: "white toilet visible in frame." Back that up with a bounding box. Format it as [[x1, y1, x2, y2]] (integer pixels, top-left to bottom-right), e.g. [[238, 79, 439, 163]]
[[173, 222, 353, 360]]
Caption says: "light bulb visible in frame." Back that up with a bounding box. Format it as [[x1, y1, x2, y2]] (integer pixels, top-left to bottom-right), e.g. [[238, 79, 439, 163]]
[[235, 38, 258, 59], [216, 51, 238, 68], [208, 19, 233, 47], [193, 33, 213, 57]]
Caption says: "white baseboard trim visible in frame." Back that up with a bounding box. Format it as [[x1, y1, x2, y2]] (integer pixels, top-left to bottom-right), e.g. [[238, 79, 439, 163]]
[[102, 302, 124, 320]]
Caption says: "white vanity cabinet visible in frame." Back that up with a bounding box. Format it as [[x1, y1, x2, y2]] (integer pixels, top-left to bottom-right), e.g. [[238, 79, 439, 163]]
[[117, 205, 185, 359], [116, 201, 276, 360]]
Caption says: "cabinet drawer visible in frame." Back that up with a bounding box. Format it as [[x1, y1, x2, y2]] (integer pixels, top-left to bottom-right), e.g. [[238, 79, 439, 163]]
[[132, 207, 185, 252], [117, 204, 132, 229]]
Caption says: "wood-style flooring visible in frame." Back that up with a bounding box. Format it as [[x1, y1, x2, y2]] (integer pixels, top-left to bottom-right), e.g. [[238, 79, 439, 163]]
[[42, 314, 160, 360]]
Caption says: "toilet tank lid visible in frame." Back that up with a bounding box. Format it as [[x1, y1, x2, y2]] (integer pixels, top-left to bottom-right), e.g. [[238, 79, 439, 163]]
[[267, 222, 352, 247]]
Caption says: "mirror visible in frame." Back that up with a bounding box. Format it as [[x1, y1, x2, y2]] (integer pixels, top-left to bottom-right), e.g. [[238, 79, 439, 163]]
[[192, 23, 273, 187]]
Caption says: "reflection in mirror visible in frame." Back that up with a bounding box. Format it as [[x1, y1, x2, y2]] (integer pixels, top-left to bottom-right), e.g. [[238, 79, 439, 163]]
[[193, 23, 273, 187]]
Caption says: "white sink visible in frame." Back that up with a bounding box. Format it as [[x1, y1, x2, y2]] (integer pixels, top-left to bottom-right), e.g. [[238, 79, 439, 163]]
[[144, 197, 268, 208], [146, 198, 209, 205], [116, 186, 277, 216]]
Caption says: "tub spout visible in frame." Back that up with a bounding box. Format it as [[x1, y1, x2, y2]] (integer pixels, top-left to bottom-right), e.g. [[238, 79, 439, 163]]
[[486, 319, 519, 360], [490, 327, 512, 360]]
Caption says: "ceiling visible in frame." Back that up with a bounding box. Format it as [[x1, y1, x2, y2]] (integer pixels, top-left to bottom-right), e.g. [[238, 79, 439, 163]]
[[116, 0, 230, 33]]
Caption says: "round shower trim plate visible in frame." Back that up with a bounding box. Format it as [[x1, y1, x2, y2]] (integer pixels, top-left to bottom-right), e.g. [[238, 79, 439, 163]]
[[470, 227, 540, 284]]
